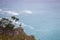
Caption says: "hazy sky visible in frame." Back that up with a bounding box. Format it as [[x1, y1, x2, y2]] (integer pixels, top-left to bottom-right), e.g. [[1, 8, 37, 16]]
[[23, 0, 60, 3], [0, 0, 60, 40]]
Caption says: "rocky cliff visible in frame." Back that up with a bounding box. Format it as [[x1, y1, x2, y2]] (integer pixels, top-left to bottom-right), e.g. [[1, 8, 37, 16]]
[[0, 16, 35, 40]]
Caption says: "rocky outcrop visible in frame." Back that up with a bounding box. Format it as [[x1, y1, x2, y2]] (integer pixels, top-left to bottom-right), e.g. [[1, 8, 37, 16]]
[[0, 17, 35, 40], [0, 26, 35, 40]]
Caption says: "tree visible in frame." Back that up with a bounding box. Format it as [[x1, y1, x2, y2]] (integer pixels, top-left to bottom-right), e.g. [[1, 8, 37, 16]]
[[11, 16, 19, 22]]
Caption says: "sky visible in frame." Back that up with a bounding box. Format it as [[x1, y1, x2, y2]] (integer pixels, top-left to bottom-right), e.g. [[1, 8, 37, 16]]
[[0, 0, 60, 40]]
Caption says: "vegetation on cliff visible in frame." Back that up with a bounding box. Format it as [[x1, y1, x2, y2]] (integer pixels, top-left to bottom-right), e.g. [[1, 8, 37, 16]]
[[0, 16, 35, 40]]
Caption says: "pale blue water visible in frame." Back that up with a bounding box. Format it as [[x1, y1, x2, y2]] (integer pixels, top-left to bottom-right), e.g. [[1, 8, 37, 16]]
[[0, 0, 60, 40]]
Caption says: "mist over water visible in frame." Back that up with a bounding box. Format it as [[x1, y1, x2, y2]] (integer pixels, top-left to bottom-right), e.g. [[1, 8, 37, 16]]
[[0, 0, 60, 40]]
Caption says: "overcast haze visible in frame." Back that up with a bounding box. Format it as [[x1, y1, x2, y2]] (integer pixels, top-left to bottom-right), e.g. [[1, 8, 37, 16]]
[[0, 0, 60, 40]]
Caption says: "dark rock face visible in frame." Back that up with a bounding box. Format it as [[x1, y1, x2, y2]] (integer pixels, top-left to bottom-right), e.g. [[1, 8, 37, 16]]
[[0, 26, 4, 34]]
